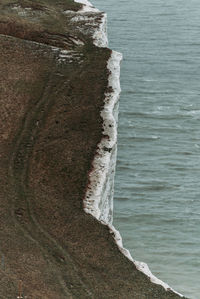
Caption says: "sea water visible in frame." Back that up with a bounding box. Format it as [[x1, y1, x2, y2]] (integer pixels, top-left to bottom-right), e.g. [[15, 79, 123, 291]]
[[91, 1, 200, 298]]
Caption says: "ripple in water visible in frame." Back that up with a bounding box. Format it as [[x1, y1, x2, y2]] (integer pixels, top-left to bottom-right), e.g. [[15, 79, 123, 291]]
[[92, 0, 200, 298]]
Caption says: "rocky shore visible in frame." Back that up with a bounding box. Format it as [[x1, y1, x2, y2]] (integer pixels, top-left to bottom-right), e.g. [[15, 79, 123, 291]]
[[0, 0, 188, 298]]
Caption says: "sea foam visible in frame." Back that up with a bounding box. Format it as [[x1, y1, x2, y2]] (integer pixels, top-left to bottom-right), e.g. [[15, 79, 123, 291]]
[[74, 0, 183, 296]]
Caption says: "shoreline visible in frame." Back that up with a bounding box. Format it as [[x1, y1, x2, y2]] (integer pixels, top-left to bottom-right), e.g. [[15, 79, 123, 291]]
[[79, 0, 184, 297]]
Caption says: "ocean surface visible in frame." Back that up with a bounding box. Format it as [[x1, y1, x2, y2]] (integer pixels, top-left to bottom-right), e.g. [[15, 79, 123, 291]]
[[92, 1, 200, 298]]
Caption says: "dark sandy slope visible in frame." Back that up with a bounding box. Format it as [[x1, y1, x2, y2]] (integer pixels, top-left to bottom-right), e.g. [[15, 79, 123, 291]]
[[0, 1, 188, 298]]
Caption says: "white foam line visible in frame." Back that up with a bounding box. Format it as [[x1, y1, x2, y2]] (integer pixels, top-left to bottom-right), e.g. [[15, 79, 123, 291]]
[[74, 0, 184, 297], [84, 48, 183, 298], [107, 224, 184, 297], [83, 50, 122, 222], [71, 1, 108, 47]]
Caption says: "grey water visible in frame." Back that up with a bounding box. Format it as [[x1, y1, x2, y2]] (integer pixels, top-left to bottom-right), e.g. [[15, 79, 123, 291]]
[[92, 0, 200, 298]]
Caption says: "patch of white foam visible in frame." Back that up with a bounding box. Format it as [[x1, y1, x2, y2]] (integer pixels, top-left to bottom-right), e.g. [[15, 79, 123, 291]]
[[71, 15, 94, 22], [83, 50, 122, 223], [74, 0, 184, 297], [93, 12, 108, 47], [68, 1, 108, 47], [74, 0, 99, 12], [70, 12, 107, 47]]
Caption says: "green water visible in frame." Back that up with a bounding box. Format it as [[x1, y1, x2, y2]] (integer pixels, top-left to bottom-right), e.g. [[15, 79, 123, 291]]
[[92, 1, 200, 298]]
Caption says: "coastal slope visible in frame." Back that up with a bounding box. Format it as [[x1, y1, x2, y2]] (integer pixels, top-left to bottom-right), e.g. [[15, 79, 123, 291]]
[[0, 0, 187, 298]]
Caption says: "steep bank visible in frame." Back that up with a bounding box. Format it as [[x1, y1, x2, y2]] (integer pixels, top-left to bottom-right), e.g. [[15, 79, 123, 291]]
[[0, 0, 187, 298], [80, 1, 187, 298]]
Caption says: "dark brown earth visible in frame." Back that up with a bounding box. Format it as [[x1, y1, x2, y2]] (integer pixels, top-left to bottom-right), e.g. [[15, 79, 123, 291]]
[[0, 1, 188, 298]]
